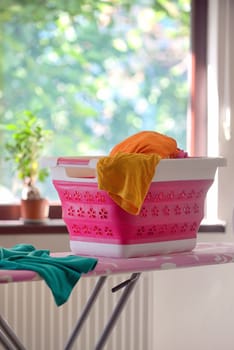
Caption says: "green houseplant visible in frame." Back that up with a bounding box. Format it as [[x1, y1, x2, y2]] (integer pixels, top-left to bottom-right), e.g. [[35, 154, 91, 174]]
[[4, 110, 52, 222]]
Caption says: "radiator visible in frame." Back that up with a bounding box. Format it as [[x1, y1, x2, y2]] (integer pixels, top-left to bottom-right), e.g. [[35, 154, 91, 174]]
[[0, 274, 153, 350]]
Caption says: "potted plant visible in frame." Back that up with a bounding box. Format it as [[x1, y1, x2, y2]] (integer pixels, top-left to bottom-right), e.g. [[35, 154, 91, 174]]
[[4, 110, 53, 222]]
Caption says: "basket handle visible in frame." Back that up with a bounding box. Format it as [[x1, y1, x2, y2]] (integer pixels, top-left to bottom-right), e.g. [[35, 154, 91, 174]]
[[58, 157, 99, 178]]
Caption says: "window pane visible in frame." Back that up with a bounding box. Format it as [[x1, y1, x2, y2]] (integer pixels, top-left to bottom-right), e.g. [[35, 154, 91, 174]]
[[0, 0, 191, 201]]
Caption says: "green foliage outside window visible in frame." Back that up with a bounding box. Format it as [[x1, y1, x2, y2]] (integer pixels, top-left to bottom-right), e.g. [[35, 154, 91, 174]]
[[0, 0, 190, 200]]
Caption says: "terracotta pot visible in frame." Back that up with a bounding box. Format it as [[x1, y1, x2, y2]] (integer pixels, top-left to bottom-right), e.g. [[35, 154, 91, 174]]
[[20, 198, 49, 223]]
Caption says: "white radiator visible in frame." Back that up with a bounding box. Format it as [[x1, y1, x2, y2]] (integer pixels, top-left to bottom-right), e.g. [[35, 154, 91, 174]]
[[0, 274, 153, 350]]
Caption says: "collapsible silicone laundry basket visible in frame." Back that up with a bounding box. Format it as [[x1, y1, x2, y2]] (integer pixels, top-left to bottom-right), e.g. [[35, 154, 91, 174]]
[[46, 156, 225, 258]]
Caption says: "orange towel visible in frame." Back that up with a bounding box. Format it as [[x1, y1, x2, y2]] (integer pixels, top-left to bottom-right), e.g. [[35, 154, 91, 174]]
[[97, 131, 187, 215], [110, 130, 182, 158], [97, 152, 161, 215]]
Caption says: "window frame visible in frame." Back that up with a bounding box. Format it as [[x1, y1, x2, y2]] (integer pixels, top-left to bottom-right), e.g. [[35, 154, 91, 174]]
[[190, 0, 208, 157]]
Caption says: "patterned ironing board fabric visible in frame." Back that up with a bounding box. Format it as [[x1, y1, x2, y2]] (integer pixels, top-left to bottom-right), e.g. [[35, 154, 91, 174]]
[[1, 242, 234, 283]]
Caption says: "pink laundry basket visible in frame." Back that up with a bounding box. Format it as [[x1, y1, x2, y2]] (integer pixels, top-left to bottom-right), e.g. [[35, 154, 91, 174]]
[[46, 156, 225, 258]]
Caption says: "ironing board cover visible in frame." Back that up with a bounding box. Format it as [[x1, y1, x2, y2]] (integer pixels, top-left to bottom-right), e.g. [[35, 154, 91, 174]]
[[1, 242, 234, 283]]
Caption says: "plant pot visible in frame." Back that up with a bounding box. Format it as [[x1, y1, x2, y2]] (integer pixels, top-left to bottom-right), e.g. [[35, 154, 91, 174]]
[[20, 198, 49, 223]]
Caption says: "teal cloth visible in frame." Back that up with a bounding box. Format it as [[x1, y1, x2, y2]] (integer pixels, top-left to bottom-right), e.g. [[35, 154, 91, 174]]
[[0, 244, 98, 306]]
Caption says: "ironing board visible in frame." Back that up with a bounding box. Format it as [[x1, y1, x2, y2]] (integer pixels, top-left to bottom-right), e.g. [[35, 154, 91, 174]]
[[1, 242, 234, 350]]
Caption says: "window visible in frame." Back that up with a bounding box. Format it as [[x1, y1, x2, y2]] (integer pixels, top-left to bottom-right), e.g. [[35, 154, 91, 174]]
[[2, 0, 226, 234], [0, 0, 191, 203]]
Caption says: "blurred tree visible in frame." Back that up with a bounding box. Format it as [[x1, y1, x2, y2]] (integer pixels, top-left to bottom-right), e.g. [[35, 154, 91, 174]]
[[0, 0, 190, 199]]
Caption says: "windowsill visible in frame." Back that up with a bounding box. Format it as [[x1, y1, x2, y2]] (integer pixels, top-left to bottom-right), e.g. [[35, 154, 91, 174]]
[[0, 219, 68, 234], [0, 203, 226, 235], [0, 203, 67, 234], [198, 223, 226, 233], [0, 219, 226, 235]]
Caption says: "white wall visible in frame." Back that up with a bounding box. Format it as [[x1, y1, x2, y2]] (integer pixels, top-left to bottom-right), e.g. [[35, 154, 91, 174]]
[[0, 233, 70, 252], [152, 264, 234, 350], [214, 0, 234, 234]]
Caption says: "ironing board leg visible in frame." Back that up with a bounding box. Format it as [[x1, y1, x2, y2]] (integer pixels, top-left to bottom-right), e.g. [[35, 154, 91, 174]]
[[0, 328, 15, 350], [64, 275, 107, 350], [94, 272, 141, 350], [0, 315, 26, 350]]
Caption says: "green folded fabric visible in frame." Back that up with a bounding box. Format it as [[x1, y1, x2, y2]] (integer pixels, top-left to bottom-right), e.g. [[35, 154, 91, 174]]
[[0, 244, 98, 306]]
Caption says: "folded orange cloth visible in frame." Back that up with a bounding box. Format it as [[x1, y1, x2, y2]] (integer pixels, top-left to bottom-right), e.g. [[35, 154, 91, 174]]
[[97, 152, 161, 215], [110, 130, 182, 158], [97, 131, 187, 215]]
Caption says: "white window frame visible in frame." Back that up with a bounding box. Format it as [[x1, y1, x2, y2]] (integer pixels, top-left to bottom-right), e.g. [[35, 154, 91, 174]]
[[204, 0, 234, 237]]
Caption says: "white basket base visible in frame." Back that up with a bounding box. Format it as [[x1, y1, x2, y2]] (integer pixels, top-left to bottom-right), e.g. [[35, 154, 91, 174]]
[[70, 238, 197, 258]]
